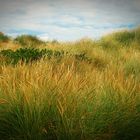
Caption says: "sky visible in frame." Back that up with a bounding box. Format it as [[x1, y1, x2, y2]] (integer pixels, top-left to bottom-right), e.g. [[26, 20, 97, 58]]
[[0, 0, 140, 41]]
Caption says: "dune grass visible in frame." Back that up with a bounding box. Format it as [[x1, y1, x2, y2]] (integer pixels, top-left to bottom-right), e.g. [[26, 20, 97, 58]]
[[0, 28, 140, 140]]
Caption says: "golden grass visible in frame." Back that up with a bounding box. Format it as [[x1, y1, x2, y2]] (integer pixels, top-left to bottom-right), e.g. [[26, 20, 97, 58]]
[[0, 29, 140, 139]]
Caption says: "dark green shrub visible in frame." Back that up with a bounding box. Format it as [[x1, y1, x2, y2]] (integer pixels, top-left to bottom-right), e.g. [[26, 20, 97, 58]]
[[0, 48, 46, 64], [0, 48, 95, 65], [0, 48, 65, 65]]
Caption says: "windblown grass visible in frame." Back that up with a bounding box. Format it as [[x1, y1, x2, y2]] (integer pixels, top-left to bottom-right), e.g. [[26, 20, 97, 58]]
[[0, 28, 140, 140]]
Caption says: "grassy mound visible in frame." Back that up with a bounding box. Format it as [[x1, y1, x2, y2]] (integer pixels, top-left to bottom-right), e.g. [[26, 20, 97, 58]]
[[14, 35, 45, 48], [0, 32, 10, 43]]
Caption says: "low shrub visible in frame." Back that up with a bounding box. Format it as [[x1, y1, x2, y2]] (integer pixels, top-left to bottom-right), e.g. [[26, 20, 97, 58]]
[[0, 48, 65, 65], [0, 48, 46, 64]]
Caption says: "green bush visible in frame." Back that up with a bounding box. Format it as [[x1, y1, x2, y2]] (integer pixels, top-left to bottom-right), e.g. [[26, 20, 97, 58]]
[[0, 48, 65, 65], [0, 48, 46, 64]]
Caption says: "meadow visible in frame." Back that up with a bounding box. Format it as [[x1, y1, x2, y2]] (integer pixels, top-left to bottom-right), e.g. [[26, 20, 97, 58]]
[[0, 28, 140, 140]]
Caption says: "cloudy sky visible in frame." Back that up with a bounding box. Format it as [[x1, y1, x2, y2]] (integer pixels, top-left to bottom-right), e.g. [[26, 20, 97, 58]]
[[0, 0, 140, 41]]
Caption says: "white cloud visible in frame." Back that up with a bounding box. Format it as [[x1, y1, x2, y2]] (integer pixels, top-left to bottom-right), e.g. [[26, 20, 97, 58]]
[[0, 0, 140, 41], [38, 34, 49, 41]]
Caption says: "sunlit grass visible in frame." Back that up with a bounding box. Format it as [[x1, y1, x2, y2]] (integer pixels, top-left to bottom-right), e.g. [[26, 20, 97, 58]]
[[0, 28, 140, 140]]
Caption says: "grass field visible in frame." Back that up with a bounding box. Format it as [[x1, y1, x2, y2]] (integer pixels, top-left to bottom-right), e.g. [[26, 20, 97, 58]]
[[0, 28, 140, 140]]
